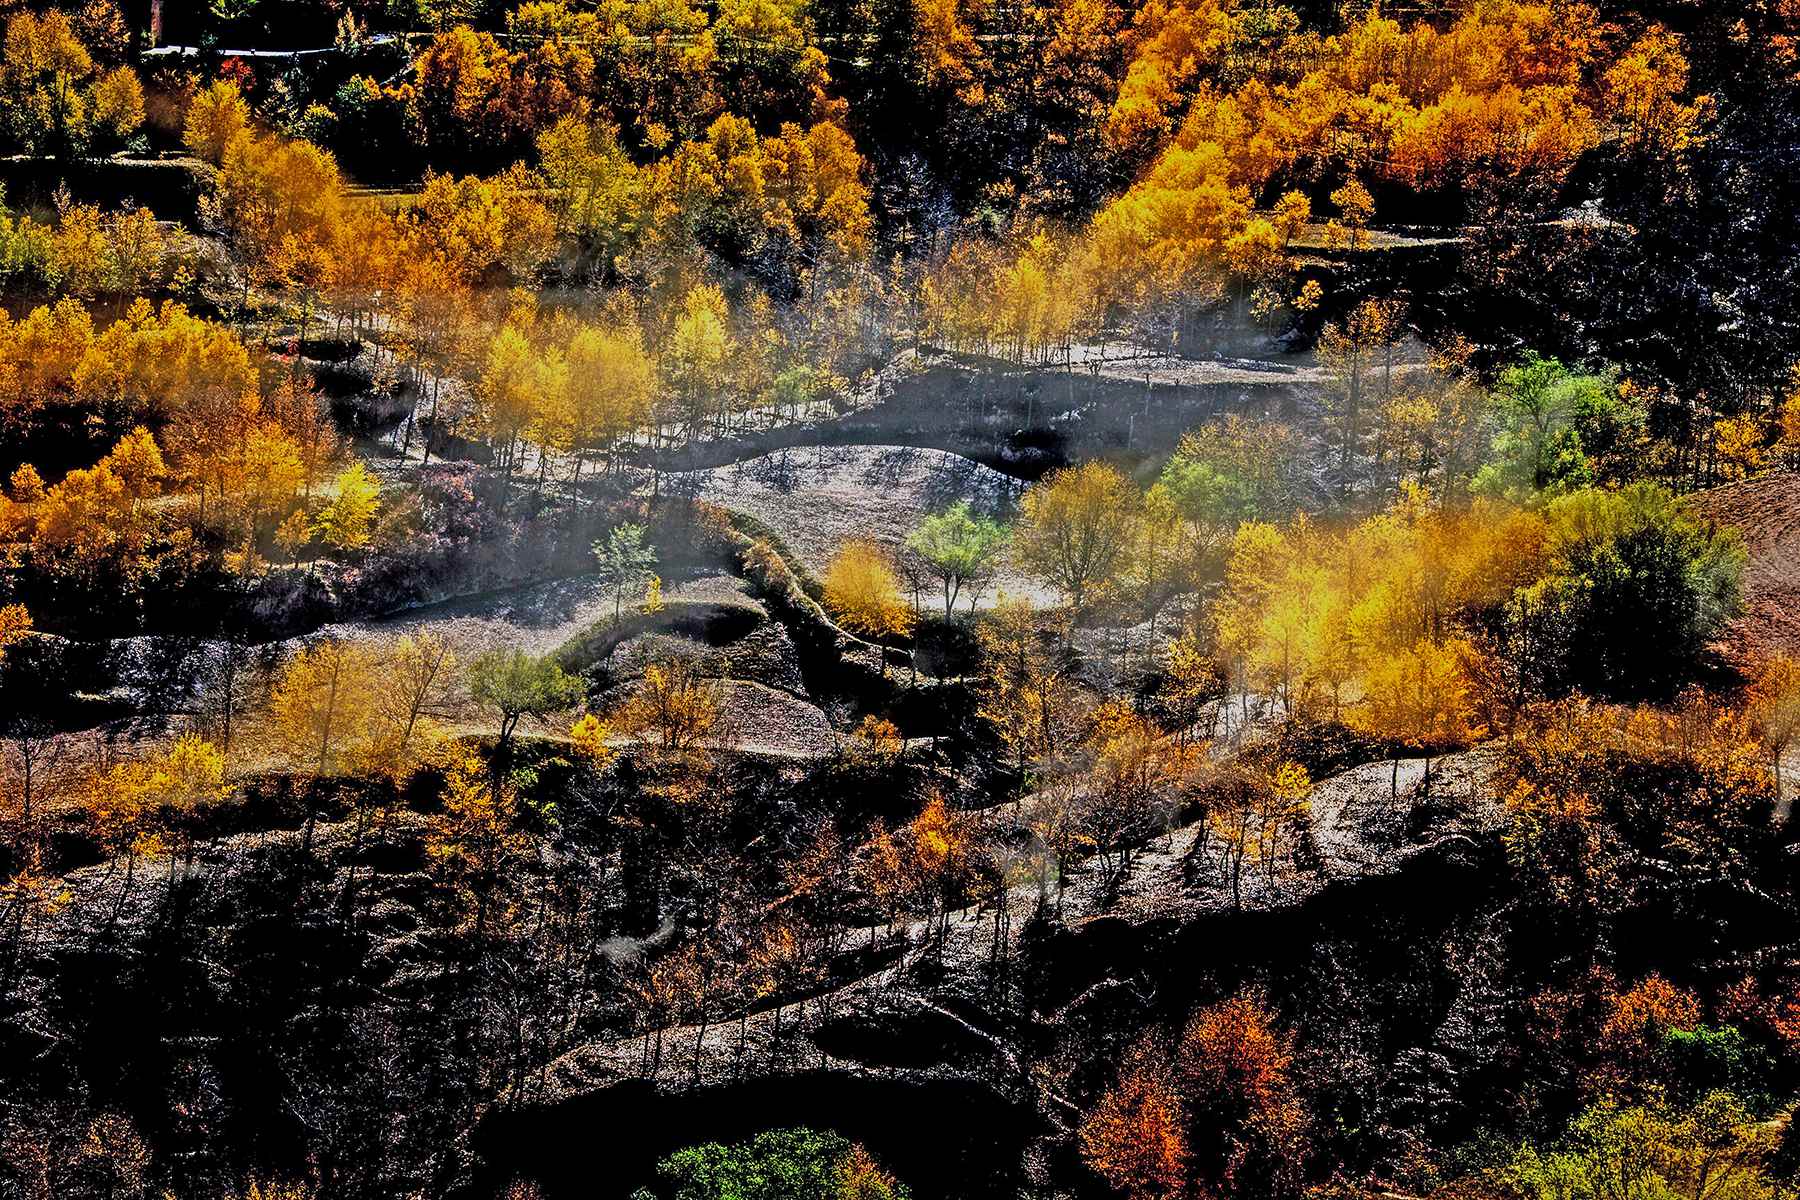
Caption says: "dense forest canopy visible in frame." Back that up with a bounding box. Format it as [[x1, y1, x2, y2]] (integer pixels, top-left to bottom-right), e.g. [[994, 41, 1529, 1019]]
[[1, 1, 1800, 1199]]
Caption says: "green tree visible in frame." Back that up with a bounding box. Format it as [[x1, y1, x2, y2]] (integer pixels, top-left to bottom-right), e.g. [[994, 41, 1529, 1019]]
[[466, 649, 584, 757], [1516, 484, 1743, 698], [906, 501, 1008, 616], [1474, 355, 1637, 499], [634, 1127, 909, 1200], [1659, 1026, 1775, 1104], [594, 522, 659, 619], [1160, 451, 1255, 534], [771, 366, 820, 423], [1158, 416, 1296, 568]]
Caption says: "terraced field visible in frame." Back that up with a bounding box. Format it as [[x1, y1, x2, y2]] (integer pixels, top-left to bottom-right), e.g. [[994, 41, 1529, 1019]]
[[674, 443, 1054, 609]]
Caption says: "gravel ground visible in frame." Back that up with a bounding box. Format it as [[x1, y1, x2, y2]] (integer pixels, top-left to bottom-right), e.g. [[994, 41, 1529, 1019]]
[[662, 573, 768, 609], [313, 572, 767, 660], [711, 679, 841, 759], [1064, 336, 1432, 388], [605, 620, 808, 698], [581, 573, 836, 759]]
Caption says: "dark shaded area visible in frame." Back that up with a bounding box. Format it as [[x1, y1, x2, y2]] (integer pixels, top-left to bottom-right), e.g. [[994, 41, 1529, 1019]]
[[473, 1073, 1042, 1200], [0, 157, 203, 223]]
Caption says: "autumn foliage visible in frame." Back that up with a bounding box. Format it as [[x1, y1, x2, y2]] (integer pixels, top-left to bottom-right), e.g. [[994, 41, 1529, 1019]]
[[0, 5, 1789, 1200], [824, 540, 915, 641], [1085, 993, 1308, 1200]]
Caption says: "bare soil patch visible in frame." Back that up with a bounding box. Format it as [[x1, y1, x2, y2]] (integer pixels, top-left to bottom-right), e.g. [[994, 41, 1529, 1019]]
[[1688, 473, 1800, 662]]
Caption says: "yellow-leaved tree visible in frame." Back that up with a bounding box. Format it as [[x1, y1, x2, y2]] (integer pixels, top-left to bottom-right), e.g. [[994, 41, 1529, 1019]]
[[1348, 637, 1487, 799], [564, 321, 656, 477], [427, 753, 529, 935], [664, 284, 734, 445], [824, 539, 915, 651], [266, 639, 382, 776], [0, 602, 29, 663], [1748, 654, 1800, 804], [1015, 461, 1141, 614], [81, 734, 228, 890], [364, 632, 458, 778], [184, 78, 251, 164], [0, 10, 144, 158], [569, 712, 617, 772], [314, 462, 381, 555]]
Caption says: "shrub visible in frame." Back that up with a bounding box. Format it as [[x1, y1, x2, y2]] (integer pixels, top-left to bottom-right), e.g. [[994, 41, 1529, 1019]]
[[633, 1127, 908, 1200], [1511, 484, 1743, 699]]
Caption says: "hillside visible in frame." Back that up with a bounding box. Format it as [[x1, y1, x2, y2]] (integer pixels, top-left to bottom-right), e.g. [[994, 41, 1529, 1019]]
[[4, 3, 1800, 1200], [1691, 472, 1800, 662]]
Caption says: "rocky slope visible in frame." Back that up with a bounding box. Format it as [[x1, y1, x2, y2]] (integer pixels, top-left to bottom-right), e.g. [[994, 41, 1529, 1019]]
[[476, 748, 1508, 1198]]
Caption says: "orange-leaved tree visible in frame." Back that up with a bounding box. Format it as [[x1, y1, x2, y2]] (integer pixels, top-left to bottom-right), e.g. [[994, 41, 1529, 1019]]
[[1081, 1051, 1189, 1200]]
